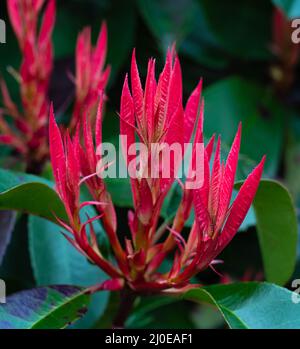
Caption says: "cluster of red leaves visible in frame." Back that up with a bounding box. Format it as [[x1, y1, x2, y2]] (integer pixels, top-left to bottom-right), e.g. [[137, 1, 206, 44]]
[[0, 0, 266, 295], [50, 48, 265, 294], [0, 0, 55, 169], [0, 0, 109, 172]]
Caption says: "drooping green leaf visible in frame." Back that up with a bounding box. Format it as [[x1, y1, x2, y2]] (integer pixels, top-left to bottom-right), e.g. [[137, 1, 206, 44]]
[[235, 179, 298, 285], [272, 0, 300, 18], [28, 216, 109, 329], [183, 282, 300, 329], [203, 77, 284, 176], [0, 169, 67, 222], [0, 286, 90, 329]]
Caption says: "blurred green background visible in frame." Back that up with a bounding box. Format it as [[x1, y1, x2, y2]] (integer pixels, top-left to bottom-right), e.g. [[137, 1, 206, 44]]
[[0, 0, 300, 328]]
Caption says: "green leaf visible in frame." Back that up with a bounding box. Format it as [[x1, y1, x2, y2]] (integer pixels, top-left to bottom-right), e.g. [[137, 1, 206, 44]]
[[203, 77, 284, 176], [181, 0, 272, 68], [28, 216, 109, 328], [183, 282, 300, 329], [235, 180, 298, 285], [0, 211, 16, 264], [0, 285, 90, 329], [272, 0, 300, 18], [196, 0, 272, 60], [137, 0, 198, 52], [0, 169, 67, 222]]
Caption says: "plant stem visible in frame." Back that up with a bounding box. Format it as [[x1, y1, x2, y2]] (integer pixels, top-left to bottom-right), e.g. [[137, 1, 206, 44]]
[[112, 288, 137, 329]]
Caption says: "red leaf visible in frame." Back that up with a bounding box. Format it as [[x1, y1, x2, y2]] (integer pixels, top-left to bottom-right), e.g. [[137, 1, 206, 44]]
[[38, 0, 56, 48], [218, 156, 265, 251], [184, 79, 202, 144], [216, 123, 241, 229], [130, 49, 144, 126]]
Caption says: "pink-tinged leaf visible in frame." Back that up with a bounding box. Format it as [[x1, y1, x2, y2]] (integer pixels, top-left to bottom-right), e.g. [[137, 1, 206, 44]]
[[83, 111, 96, 170], [49, 104, 66, 196], [33, 0, 45, 12], [208, 137, 222, 217], [128, 210, 137, 240], [173, 234, 205, 283], [75, 27, 91, 92], [185, 222, 198, 258], [164, 103, 184, 149], [130, 49, 144, 125], [184, 79, 202, 144], [72, 123, 81, 166], [89, 278, 124, 293], [132, 249, 147, 269], [146, 249, 167, 275], [205, 134, 215, 161], [218, 156, 265, 252], [166, 55, 182, 125], [144, 59, 156, 140], [216, 124, 241, 229], [99, 190, 118, 236], [20, 40, 36, 81], [193, 152, 211, 232], [191, 100, 204, 147], [120, 75, 135, 164], [93, 22, 107, 75], [7, 0, 22, 44], [38, 0, 56, 48], [168, 252, 182, 279], [161, 104, 184, 193], [99, 65, 111, 90], [167, 226, 186, 253], [187, 119, 206, 192], [137, 178, 153, 225], [79, 201, 105, 211], [65, 133, 80, 199], [196, 237, 219, 272], [155, 50, 172, 132], [95, 93, 104, 148]]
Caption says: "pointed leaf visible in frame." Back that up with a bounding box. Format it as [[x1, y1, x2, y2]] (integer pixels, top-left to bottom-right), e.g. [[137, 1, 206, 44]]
[[0, 286, 90, 329], [183, 282, 300, 329], [28, 216, 109, 329], [0, 168, 67, 222], [235, 179, 298, 285]]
